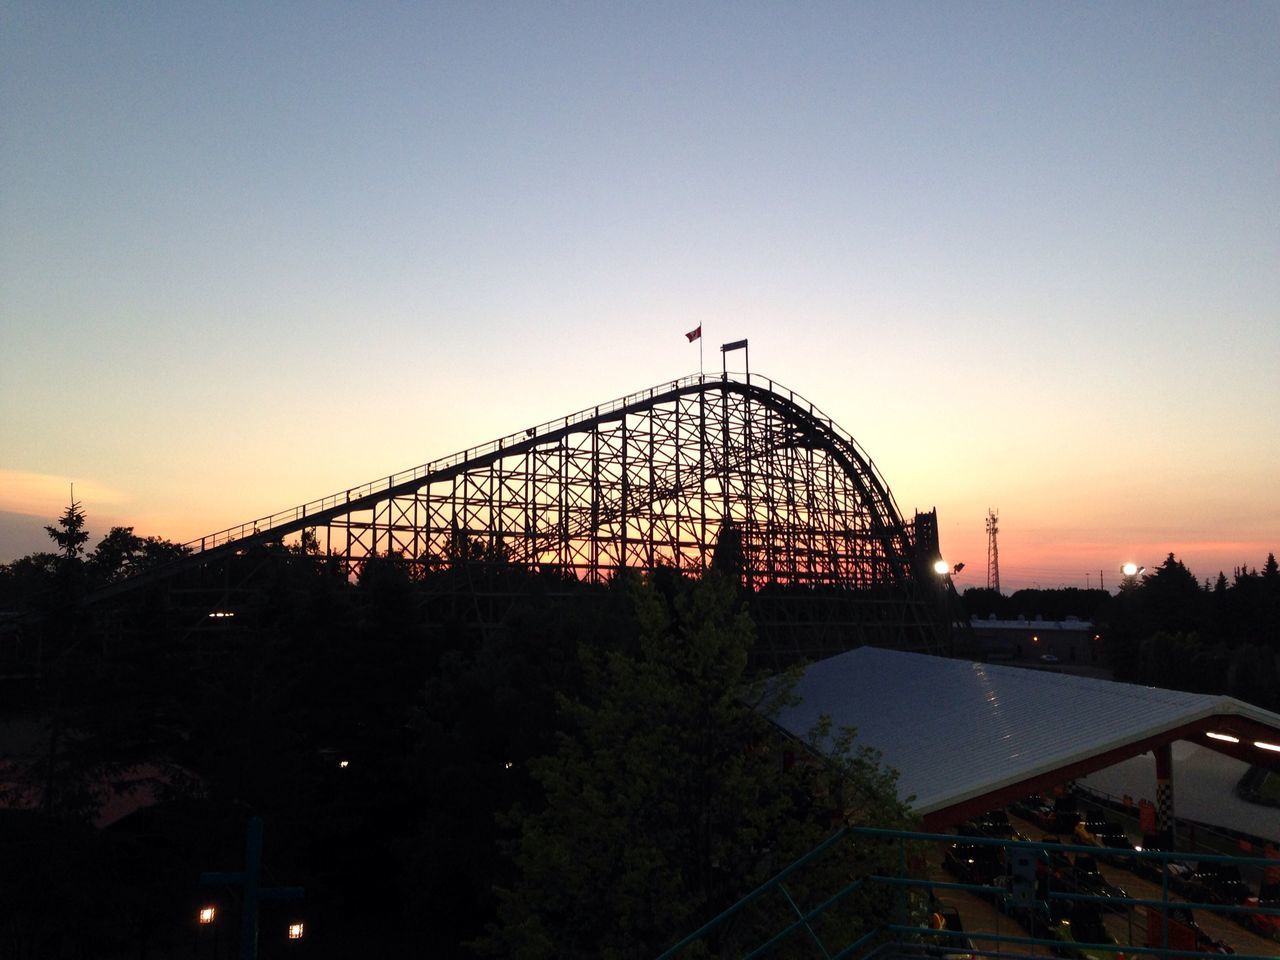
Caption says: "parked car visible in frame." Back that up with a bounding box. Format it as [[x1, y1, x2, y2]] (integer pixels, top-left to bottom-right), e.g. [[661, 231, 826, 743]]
[[990, 868, 1054, 938], [1046, 902, 1123, 959], [1034, 835, 1074, 886], [1095, 827, 1138, 869], [1130, 839, 1177, 883], [1064, 855, 1130, 912], [1145, 906, 1235, 954], [960, 809, 1023, 841], [1175, 862, 1254, 905], [1073, 815, 1114, 847], [1241, 896, 1280, 941], [1036, 797, 1082, 833], [1011, 794, 1049, 820], [942, 842, 1005, 891], [926, 900, 978, 960]]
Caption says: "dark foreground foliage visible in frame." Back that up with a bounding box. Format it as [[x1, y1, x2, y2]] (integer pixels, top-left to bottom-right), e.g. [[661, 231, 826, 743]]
[[479, 571, 913, 960], [1, 513, 912, 958]]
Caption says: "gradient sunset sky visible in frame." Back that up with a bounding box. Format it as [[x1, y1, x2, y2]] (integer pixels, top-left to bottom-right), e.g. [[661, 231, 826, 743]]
[[3, 3, 1277, 592]]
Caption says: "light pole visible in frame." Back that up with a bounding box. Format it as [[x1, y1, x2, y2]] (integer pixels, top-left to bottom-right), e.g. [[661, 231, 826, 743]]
[[1120, 562, 1145, 590], [195, 903, 218, 959], [931, 558, 966, 656], [200, 817, 303, 960]]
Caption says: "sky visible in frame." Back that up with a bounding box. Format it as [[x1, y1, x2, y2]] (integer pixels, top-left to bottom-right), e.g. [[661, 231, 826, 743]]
[[2, 2, 1277, 593]]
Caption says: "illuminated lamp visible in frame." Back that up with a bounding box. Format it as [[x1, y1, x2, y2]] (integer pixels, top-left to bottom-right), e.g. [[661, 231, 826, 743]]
[[1206, 731, 1240, 744], [1255, 741, 1280, 753], [288, 922, 305, 939], [199, 905, 216, 924], [932, 559, 949, 576]]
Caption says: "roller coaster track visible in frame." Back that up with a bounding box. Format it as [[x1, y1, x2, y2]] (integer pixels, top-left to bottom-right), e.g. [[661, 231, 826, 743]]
[[94, 373, 911, 586], [87, 373, 955, 656]]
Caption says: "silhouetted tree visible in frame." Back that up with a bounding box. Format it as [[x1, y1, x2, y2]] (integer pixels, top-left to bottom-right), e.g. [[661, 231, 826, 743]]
[[1142, 553, 1204, 635], [482, 571, 913, 959], [1262, 553, 1280, 652], [0, 552, 59, 610], [45, 497, 89, 560], [1227, 642, 1280, 710], [960, 587, 1004, 619], [87, 525, 189, 585]]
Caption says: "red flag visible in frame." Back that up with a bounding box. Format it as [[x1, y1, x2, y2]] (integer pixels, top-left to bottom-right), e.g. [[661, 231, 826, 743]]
[[685, 325, 701, 342]]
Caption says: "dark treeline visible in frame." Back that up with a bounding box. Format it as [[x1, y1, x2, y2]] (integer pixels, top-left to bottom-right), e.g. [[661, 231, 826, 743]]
[[961, 552, 1280, 709], [960, 586, 1113, 623], [0, 504, 911, 959]]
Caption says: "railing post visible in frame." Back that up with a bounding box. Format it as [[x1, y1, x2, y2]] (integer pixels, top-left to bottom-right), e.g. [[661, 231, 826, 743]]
[[1160, 854, 1170, 955], [896, 835, 907, 928]]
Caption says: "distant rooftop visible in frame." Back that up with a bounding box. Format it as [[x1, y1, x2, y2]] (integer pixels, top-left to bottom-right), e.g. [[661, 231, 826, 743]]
[[970, 617, 1094, 632], [769, 647, 1280, 830]]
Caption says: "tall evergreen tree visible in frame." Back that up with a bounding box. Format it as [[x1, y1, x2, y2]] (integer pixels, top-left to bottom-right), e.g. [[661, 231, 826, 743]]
[[44, 495, 89, 560], [1260, 553, 1280, 652]]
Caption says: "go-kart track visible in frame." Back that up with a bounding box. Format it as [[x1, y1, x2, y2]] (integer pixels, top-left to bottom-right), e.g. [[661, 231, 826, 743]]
[[924, 808, 1280, 958]]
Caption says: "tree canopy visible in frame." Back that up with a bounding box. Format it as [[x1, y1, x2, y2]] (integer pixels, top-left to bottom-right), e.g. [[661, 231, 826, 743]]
[[483, 571, 913, 959]]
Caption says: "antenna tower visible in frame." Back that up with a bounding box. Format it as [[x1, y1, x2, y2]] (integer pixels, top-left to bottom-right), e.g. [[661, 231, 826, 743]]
[[986, 509, 1001, 593]]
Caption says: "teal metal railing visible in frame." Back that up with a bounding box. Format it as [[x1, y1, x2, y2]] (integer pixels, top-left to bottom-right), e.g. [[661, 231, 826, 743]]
[[659, 826, 1280, 960]]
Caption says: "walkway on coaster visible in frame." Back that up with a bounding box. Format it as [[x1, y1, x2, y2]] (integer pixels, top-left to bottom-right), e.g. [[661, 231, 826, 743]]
[[768, 647, 1280, 836]]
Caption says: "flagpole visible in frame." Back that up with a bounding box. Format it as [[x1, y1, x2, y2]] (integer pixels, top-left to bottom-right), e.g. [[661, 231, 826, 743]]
[[699, 333, 703, 379]]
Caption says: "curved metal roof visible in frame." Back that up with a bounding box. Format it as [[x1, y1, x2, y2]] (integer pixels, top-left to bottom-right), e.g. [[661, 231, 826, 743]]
[[770, 647, 1280, 830]]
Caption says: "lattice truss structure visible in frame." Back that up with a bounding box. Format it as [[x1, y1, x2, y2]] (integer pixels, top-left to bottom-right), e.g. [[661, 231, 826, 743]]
[[235, 376, 919, 590], [80, 375, 951, 656]]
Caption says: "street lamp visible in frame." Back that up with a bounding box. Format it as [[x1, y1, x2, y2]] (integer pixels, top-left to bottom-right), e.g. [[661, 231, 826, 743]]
[[195, 903, 219, 960], [1121, 562, 1145, 578], [932, 559, 949, 576]]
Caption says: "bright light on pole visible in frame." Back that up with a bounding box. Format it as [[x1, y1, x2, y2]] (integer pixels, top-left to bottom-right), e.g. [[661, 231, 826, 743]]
[[198, 905, 216, 925], [932, 559, 949, 576], [288, 922, 305, 940], [1121, 562, 1145, 577]]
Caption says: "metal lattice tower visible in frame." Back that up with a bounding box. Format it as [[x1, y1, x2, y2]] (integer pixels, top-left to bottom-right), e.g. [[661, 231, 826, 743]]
[[986, 508, 1000, 593], [91, 374, 957, 655]]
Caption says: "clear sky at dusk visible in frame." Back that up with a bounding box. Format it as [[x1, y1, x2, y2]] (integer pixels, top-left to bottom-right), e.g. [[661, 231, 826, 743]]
[[3, 2, 1277, 592]]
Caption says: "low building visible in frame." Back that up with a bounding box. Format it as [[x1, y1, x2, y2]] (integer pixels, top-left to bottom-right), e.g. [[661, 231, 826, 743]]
[[969, 615, 1102, 665]]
